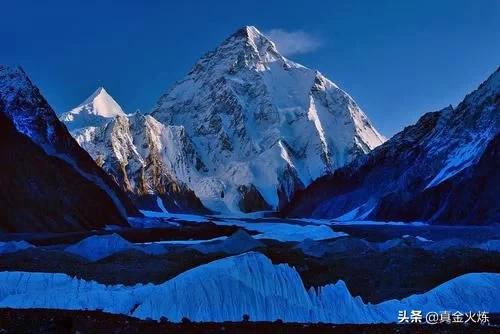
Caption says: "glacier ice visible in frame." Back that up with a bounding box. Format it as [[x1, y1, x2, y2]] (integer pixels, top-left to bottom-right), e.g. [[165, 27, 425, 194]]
[[0, 241, 34, 254], [65, 233, 167, 261], [189, 229, 263, 254], [213, 219, 348, 242], [0, 252, 498, 323]]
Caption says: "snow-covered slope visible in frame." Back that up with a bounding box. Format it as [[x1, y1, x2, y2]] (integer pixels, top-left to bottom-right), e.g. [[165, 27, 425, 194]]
[[65, 233, 167, 261], [190, 229, 263, 254], [284, 67, 500, 225], [0, 252, 498, 323], [0, 241, 34, 254], [59, 87, 125, 131], [61, 90, 209, 214], [0, 65, 139, 232], [214, 219, 347, 242], [150, 26, 385, 213], [65, 234, 138, 261]]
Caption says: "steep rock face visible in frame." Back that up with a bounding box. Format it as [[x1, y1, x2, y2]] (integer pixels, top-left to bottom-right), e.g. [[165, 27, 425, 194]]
[[151, 26, 384, 213], [66, 108, 209, 214], [0, 66, 139, 232], [375, 134, 499, 224], [283, 68, 500, 225], [237, 184, 271, 212], [0, 252, 498, 323]]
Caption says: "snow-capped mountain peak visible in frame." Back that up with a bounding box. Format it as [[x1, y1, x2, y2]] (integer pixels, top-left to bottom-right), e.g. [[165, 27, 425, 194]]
[[63, 103, 210, 214], [62, 26, 385, 214], [60, 86, 125, 131], [151, 26, 385, 213], [229, 25, 281, 62]]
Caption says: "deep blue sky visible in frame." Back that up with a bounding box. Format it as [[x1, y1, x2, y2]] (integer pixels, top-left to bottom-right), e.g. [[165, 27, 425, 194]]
[[2, 0, 499, 137]]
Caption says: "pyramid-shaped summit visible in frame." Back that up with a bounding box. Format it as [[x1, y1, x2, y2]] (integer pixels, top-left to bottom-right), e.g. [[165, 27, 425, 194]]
[[208, 25, 283, 66], [150, 25, 385, 213], [60, 86, 125, 131]]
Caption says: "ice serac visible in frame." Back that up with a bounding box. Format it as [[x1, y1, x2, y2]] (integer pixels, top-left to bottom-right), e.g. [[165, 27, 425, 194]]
[[0, 252, 498, 323], [151, 26, 385, 213], [284, 67, 500, 225], [62, 101, 210, 214], [0, 65, 140, 232]]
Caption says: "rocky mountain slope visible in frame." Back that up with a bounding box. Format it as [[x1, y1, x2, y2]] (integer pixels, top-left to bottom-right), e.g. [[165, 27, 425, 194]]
[[0, 65, 139, 232], [283, 67, 500, 225], [149, 26, 385, 213], [61, 88, 209, 214]]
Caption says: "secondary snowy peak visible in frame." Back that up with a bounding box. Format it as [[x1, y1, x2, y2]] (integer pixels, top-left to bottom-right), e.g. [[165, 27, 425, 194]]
[[151, 26, 385, 213], [73, 112, 209, 214], [60, 86, 125, 131], [59, 85, 209, 214]]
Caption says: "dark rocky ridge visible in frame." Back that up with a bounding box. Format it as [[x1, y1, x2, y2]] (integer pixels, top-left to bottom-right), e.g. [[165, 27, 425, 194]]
[[0, 112, 125, 232], [374, 134, 499, 224], [2, 308, 497, 334], [237, 184, 271, 213], [283, 68, 499, 225], [0, 66, 140, 232]]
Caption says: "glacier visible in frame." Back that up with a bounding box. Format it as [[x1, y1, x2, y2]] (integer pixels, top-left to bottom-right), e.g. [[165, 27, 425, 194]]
[[189, 230, 263, 254], [213, 219, 348, 242], [0, 252, 498, 323]]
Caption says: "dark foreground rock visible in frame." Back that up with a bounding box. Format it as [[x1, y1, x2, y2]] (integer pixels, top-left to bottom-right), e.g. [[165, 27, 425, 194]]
[[0, 112, 127, 232], [0, 308, 497, 334], [0, 65, 140, 232]]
